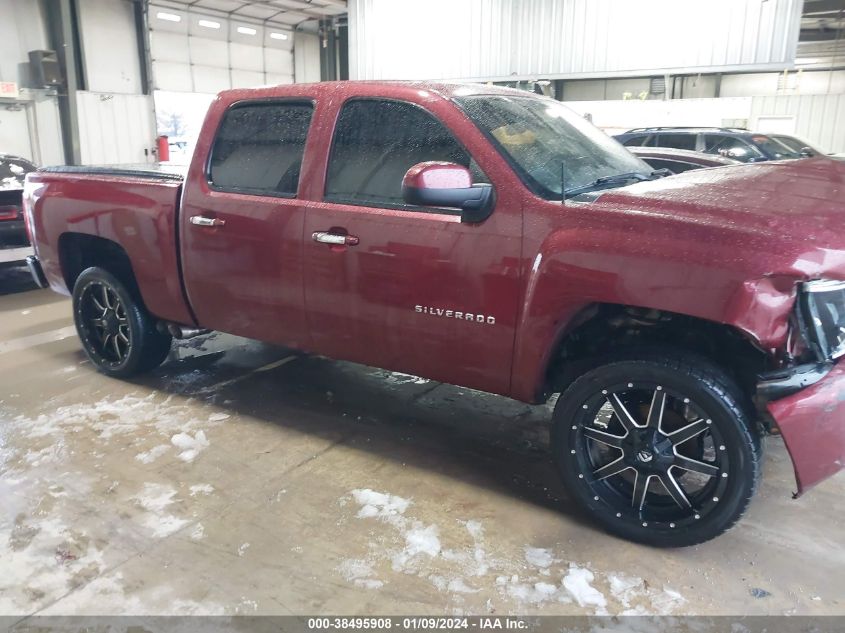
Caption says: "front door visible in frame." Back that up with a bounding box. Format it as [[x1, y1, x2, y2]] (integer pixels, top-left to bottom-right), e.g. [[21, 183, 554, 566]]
[[180, 100, 314, 348], [303, 98, 522, 396]]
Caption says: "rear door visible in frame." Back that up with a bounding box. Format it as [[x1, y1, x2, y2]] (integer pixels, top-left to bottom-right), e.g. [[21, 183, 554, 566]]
[[302, 98, 522, 395], [179, 100, 313, 347]]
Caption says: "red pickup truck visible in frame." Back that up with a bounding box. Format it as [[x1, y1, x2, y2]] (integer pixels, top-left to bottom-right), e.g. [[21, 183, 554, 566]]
[[23, 81, 845, 547]]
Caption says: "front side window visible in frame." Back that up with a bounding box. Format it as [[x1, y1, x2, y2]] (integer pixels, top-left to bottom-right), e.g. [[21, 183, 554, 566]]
[[209, 102, 313, 196], [703, 135, 765, 163], [325, 99, 482, 208], [456, 95, 650, 200], [750, 135, 803, 160]]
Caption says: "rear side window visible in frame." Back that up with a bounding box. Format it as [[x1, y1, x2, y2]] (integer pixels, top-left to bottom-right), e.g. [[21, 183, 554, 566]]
[[325, 99, 480, 208], [209, 102, 313, 196], [654, 133, 697, 151], [621, 135, 649, 147]]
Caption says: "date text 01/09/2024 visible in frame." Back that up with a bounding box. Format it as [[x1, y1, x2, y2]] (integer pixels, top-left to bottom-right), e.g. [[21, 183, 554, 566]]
[[306, 617, 529, 630]]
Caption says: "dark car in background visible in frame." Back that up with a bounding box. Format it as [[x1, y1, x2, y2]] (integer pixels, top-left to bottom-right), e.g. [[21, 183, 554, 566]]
[[614, 127, 813, 163], [628, 146, 740, 174], [1, 154, 37, 247]]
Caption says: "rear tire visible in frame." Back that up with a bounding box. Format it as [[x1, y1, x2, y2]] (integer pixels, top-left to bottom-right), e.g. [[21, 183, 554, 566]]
[[552, 350, 761, 547], [72, 267, 172, 378]]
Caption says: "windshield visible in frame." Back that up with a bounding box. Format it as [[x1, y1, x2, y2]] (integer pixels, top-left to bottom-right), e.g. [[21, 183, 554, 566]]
[[455, 95, 650, 200], [0, 157, 36, 190]]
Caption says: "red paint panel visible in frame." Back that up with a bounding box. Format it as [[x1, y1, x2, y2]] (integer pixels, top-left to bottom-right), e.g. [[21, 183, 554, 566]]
[[25, 172, 193, 325], [768, 361, 845, 494]]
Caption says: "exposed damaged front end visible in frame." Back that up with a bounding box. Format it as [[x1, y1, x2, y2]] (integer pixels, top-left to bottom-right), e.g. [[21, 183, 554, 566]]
[[759, 280, 845, 495]]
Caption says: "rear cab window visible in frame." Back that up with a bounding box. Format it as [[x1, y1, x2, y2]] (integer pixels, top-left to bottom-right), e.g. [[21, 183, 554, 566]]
[[324, 99, 485, 211], [208, 101, 314, 197]]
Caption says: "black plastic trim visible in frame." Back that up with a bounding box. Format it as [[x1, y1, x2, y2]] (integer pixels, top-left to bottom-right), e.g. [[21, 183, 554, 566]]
[[39, 165, 184, 182], [757, 362, 832, 401]]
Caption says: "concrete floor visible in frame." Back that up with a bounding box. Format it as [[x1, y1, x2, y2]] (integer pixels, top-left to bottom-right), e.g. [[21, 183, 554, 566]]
[[1, 260, 844, 618]]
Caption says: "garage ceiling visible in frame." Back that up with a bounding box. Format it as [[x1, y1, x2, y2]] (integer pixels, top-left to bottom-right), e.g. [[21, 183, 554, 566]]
[[155, 0, 347, 26]]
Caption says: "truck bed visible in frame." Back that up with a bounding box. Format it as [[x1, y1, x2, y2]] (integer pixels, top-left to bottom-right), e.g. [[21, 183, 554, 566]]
[[26, 164, 195, 325]]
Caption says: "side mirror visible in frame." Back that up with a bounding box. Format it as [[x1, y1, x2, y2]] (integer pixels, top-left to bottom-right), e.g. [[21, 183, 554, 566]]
[[402, 161, 494, 223], [799, 147, 815, 158]]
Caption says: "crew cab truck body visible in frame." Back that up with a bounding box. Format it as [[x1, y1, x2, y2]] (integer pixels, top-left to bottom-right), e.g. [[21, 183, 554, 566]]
[[23, 81, 845, 546]]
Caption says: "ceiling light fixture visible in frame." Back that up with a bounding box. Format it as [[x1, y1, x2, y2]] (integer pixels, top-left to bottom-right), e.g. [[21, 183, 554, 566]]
[[156, 11, 181, 22], [237, 26, 257, 35], [198, 19, 221, 29], [270, 32, 289, 40]]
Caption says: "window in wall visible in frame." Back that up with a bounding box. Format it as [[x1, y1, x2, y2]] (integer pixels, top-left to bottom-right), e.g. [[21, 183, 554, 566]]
[[325, 99, 483, 208], [209, 102, 314, 196]]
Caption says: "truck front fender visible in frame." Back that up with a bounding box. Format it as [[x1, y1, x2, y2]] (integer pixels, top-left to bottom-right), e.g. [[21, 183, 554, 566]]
[[510, 226, 799, 403]]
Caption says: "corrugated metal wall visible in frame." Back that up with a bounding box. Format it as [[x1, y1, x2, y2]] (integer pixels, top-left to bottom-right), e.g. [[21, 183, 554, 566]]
[[77, 92, 157, 164], [349, 0, 803, 81], [751, 94, 845, 154]]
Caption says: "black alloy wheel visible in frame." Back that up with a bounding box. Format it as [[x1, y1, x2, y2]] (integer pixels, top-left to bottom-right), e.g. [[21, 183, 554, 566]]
[[72, 267, 172, 377], [553, 352, 761, 547], [78, 281, 132, 365]]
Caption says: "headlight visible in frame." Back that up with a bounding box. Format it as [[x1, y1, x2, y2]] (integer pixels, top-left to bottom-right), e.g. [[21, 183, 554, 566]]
[[799, 280, 845, 360]]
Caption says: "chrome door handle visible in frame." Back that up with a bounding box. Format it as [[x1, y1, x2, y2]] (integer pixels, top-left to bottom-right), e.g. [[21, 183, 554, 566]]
[[190, 215, 226, 227], [312, 231, 359, 246]]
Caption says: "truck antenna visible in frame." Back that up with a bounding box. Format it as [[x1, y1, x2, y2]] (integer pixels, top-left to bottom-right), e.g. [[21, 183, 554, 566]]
[[560, 162, 566, 204]]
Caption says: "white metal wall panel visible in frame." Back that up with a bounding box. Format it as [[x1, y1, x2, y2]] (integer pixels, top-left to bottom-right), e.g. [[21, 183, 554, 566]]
[[77, 0, 143, 94], [751, 94, 845, 153], [76, 92, 156, 164], [294, 32, 321, 84], [148, 3, 303, 92], [349, 0, 803, 81]]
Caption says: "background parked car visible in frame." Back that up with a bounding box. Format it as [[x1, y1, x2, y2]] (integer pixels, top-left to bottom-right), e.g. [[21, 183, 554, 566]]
[[628, 146, 740, 174], [0, 153, 36, 247], [614, 127, 817, 163]]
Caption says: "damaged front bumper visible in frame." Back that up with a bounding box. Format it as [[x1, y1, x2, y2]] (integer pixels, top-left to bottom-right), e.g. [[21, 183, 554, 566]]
[[762, 360, 845, 495]]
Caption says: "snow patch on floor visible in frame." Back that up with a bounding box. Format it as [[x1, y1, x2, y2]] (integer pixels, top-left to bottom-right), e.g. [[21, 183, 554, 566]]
[[524, 546, 555, 569], [171, 430, 209, 462], [7, 393, 230, 472], [190, 483, 215, 496], [351, 488, 410, 525], [136, 444, 170, 464], [383, 371, 430, 386], [39, 571, 227, 615], [338, 559, 384, 590], [339, 488, 686, 616], [131, 483, 189, 538], [0, 514, 107, 614]]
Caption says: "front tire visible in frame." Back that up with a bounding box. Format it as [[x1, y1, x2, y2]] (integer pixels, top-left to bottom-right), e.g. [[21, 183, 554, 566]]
[[552, 351, 761, 547], [72, 267, 172, 378]]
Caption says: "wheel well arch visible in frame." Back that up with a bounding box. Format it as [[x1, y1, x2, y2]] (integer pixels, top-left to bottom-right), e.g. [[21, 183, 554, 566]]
[[544, 303, 770, 400], [58, 233, 141, 299]]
